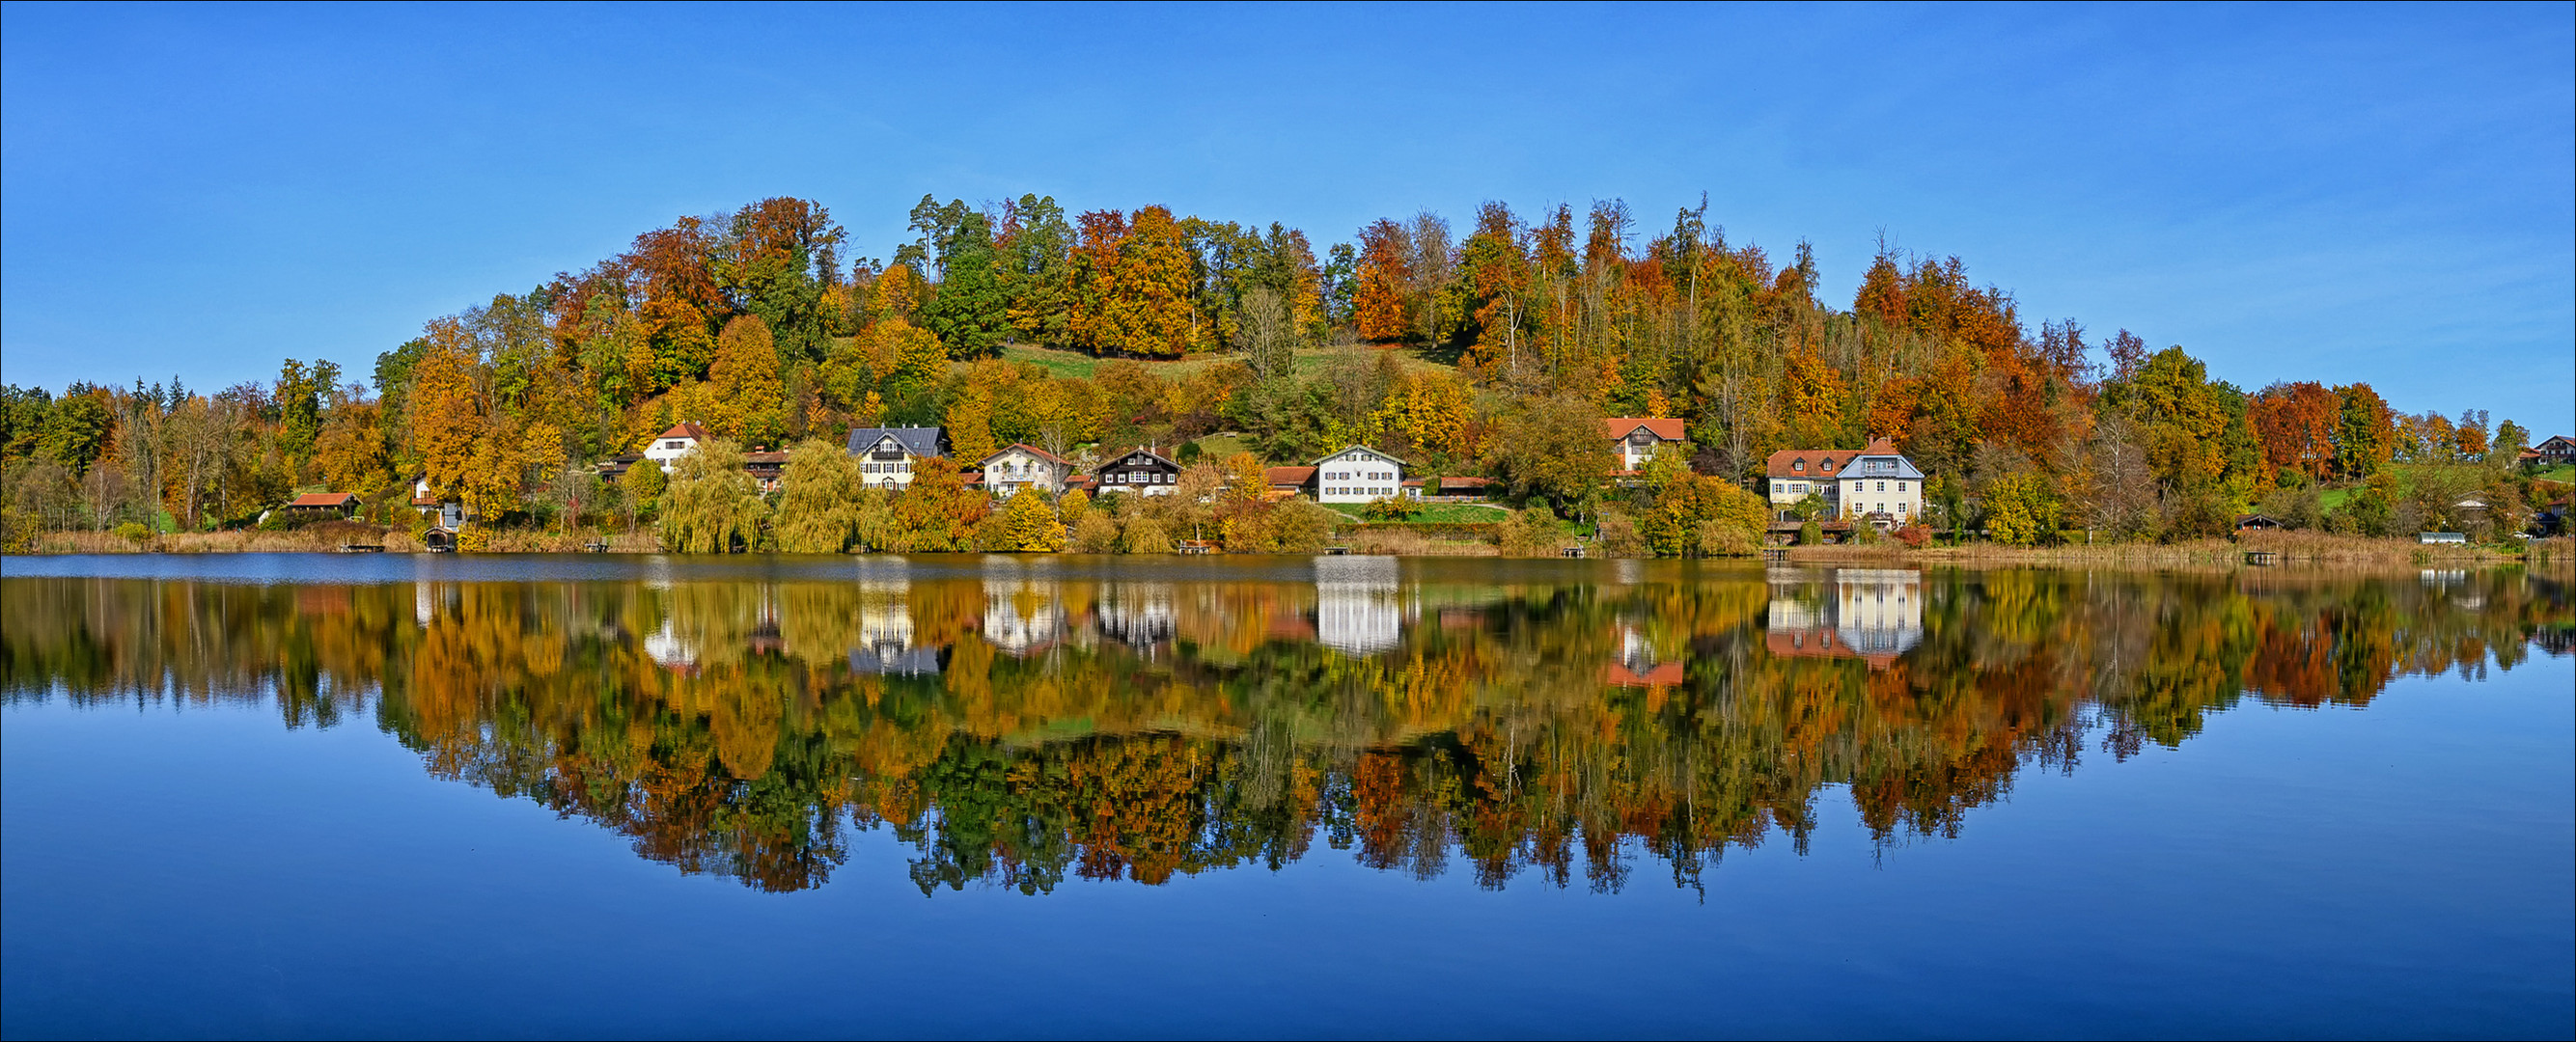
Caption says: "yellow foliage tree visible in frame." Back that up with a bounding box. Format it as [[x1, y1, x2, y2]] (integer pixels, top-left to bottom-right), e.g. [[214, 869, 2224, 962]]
[[661, 438, 767, 553], [708, 315, 786, 447], [993, 489, 1065, 552]]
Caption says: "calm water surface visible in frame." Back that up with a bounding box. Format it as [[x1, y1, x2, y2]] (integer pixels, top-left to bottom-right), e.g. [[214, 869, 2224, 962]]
[[3, 554, 2569, 1039]]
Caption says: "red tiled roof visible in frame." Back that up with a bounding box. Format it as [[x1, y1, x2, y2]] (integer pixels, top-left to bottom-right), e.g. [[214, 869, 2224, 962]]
[[1604, 418, 1686, 441], [1265, 466, 1317, 487], [289, 492, 359, 507], [1438, 476, 1494, 488], [1764, 629, 1901, 670], [1765, 449, 1846, 479], [1605, 662, 1684, 687], [653, 422, 712, 442], [982, 443, 1070, 467]]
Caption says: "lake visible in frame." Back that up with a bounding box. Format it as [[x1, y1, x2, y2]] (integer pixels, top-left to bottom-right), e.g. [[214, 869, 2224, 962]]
[[2, 554, 2569, 1039]]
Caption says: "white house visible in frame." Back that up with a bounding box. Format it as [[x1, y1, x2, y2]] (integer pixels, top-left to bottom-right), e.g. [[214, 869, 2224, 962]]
[[643, 422, 712, 473], [980, 444, 1074, 497], [1766, 437, 1925, 525], [1311, 446, 1408, 504], [1835, 438, 1926, 524], [1604, 418, 1686, 472], [845, 426, 950, 491]]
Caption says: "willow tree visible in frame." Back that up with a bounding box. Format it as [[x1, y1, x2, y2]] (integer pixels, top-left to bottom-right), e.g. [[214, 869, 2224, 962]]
[[772, 437, 864, 553], [660, 439, 766, 553]]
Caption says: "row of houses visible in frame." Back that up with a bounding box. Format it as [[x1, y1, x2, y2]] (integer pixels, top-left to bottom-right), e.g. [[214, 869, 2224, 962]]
[[394, 415, 1940, 530], [597, 416, 1739, 506]]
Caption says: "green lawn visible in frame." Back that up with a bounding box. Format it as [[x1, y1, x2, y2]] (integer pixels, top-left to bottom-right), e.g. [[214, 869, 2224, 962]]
[[1321, 501, 1510, 523]]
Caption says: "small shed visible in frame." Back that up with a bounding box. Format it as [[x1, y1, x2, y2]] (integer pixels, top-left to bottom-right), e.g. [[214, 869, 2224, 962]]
[[286, 492, 361, 518], [2233, 513, 2285, 533]]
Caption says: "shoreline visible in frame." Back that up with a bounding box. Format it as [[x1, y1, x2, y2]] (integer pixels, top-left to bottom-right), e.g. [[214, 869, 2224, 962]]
[[12, 527, 2562, 572]]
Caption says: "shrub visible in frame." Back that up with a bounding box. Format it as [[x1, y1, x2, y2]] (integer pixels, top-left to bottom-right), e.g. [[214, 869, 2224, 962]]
[[1121, 513, 1174, 554], [1894, 524, 1931, 549], [1271, 499, 1337, 553], [1595, 510, 1648, 558], [1071, 512, 1122, 553], [1362, 496, 1418, 522], [1496, 508, 1562, 557], [114, 521, 152, 543]]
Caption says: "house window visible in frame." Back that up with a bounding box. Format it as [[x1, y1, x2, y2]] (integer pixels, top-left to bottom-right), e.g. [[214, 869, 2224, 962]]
[[1876, 481, 1886, 492], [1897, 481, 1907, 492], [1792, 460, 1804, 472]]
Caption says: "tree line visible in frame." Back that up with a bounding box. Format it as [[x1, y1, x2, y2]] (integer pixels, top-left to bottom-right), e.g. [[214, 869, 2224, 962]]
[[1, 193, 2554, 551]]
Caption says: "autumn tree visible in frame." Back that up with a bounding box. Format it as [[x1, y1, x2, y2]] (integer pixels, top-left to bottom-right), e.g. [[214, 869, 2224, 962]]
[[991, 489, 1066, 552], [2333, 383, 2395, 481], [773, 437, 866, 553], [708, 315, 787, 447], [661, 438, 766, 553], [1486, 395, 1613, 515]]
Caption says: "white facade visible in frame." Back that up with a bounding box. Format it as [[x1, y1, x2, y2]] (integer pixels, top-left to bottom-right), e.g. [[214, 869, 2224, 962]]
[[981, 445, 1071, 496], [642, 424, 708, 474], [1836, 452, 1925, 524], [852, 432, 929, 490], [1312, 446, 1405, 505]]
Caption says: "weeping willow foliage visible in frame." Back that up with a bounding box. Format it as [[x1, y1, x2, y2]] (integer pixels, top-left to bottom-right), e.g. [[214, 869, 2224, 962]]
[[772, 438, 864, 553], [660, 439, 767, 553]]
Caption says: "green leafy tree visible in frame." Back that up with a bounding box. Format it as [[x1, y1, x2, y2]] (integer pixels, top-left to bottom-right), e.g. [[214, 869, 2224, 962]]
[[925, 211, 1010, 359], [660, 439, 766, 553], [1486, 394, 1613, 514], [773, 437, 865, 552], [1983, 473, 2063, 546]]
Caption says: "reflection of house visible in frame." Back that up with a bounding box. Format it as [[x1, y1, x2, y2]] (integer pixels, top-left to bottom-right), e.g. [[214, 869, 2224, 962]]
[[1605, 624, 1682, 686], [1315, 555, 1407, 654], [1095, 446, 1183, 495], [981, 444, 1074, 496], [845, 426, 949, 491], [643, 618, 699, 669], [1095, 583, 1178, 655], [982, 579, 1067, 656], [1311, 446, 1410, 504], [849, 579, 940, 673], [1605, 418, 1686, 472], [1765, 567, 1924, 669]]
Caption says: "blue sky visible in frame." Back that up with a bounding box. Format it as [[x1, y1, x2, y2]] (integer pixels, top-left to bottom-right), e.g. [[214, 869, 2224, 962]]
[[3, 2, 2569, 431]]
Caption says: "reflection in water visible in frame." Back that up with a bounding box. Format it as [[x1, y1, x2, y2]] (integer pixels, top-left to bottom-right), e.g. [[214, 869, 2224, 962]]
[[1766, 567, 1924, 668], [3, 562, 2565, 895]]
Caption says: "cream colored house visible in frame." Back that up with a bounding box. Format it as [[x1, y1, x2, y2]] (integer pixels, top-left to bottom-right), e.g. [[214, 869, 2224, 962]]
[[980, 444, 1073, 496], [1605, 418, 1686, 472], [1765, 437, 1926, 525]]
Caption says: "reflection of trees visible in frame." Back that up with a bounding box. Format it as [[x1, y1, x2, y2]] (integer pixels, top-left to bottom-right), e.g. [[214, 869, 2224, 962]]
[[3, 566, 2565, 895]]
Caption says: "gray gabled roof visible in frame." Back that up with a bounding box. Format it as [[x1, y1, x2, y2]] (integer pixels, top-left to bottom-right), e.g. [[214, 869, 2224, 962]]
[[1095, 446, 1181, 473], [1840, 452, 1925, 480], [845, 426, 946, 458]]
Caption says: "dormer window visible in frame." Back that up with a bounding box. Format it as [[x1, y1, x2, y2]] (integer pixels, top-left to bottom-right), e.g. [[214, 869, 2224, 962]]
[[1792, 460, 1805, 473]]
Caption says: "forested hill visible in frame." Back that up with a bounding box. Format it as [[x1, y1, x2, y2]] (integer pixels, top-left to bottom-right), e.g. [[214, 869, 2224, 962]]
[[0, 194, 2545, 540]]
